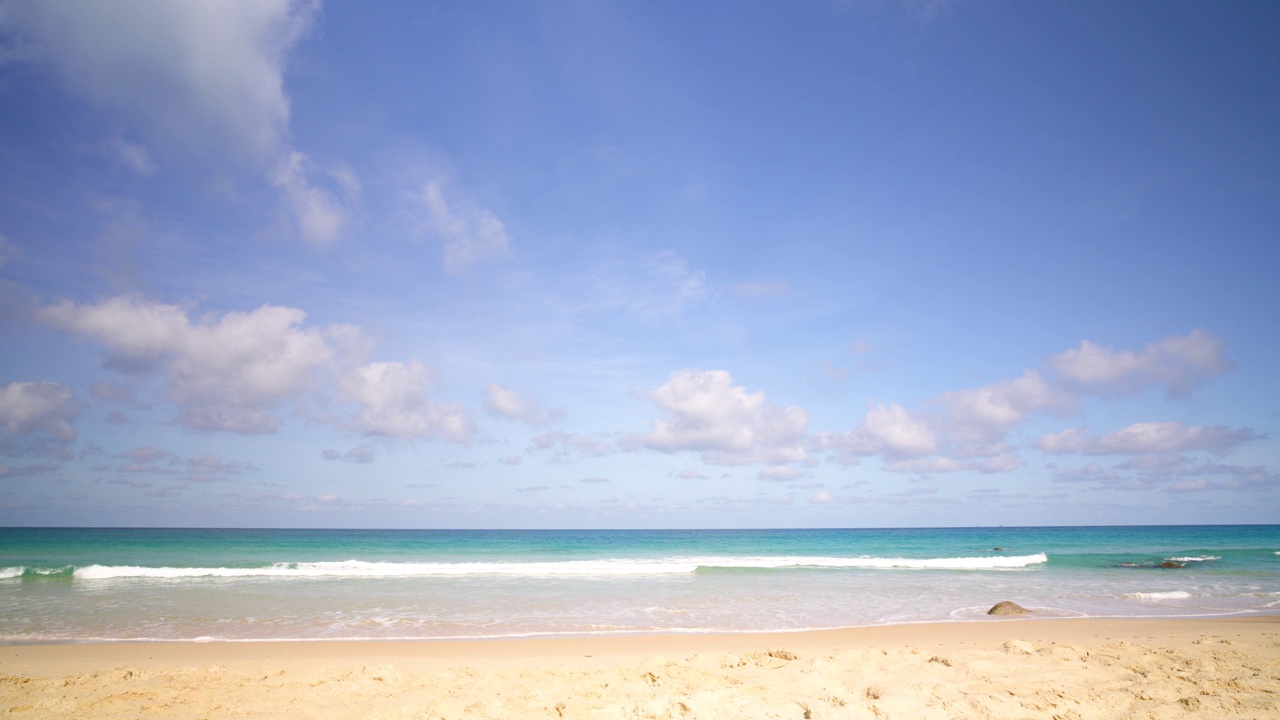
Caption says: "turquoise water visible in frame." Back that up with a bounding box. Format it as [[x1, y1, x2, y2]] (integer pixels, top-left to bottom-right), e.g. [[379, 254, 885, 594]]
[[1, 526, 1277, 642]]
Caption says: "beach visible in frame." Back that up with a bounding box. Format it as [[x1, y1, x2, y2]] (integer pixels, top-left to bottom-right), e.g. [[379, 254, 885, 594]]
[[4, 617, 1278, 719]]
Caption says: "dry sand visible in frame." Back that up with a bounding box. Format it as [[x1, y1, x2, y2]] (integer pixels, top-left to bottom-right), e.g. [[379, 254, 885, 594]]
[[3, 616, 1279, 719]]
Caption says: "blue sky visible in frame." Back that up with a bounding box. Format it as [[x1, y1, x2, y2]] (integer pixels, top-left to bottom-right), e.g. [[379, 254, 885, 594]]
[[0, 0, 1277, 528]]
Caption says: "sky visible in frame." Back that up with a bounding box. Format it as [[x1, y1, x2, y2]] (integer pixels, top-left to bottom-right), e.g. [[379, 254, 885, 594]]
[[0, 0, 1277, 529]]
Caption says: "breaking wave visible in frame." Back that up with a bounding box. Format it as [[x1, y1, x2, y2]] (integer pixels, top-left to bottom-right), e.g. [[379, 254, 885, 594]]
[[67, 553, 1049, 580]]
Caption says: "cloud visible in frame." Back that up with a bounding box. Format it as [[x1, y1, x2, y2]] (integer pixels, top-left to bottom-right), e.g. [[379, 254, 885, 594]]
[[529, 430, 613, 462], [41, 295, 473, 443], [936, 371, 1070, 443], [485, 384, 559, 427], [272, 152, 361, 247], [758, 465, 802, 481], [104, 138, 157, 175], [823, 330, 1239, 475], [0, 0, 317, 164], [0, 0, 366, 247], [1036, 422, 1258, 457], [88, 382, 132, 403], [420, 181, 511, 274], [0, 381, 81, 442], [321, 444, 376, 464], [627, 369, 810, 466], [116, 445, 170, 464], [836, 402, 937, 460], [1048, 329, 1234, 398], [42, 296, 333, 433], [734, 280, 789, 299], [185, 454, 251, 480], [588, 250, 708, 321], [341, 360, 473, 442], [579, 476, 609, 484]]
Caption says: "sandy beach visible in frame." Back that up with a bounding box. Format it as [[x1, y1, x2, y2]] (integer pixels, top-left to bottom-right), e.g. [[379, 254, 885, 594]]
[[3, 616, 1278, 719]]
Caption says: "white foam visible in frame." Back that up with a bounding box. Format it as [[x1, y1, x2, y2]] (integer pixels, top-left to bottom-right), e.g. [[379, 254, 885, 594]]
[[0, 567, 23, 579], [1124, 591, 1192, 601], [1166, 556, 1220, 562], [70, 553, 1049, 580]]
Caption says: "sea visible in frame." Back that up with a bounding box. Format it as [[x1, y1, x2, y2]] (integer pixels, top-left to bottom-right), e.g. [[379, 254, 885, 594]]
[[2, 525, 1277, 643]]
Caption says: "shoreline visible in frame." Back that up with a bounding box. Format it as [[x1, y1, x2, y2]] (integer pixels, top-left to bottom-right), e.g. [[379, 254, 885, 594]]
[[5, 616, 1278, 718], [2, 609, 1275, 648]]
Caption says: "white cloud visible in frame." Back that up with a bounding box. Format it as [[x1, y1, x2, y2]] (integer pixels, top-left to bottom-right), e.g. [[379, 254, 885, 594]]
[[341, 360, 473, 442], [42, 296, 332, 433], [485, 384, 558, 427], [758, 465, 802, 481], [1036, 421, 1256, 457], [628, 369, 810, 466], [1048, 329, 1234, 397], [0, 0, 317, 164], [420, 181, 511, 274], [41, 295, 473, 443], [838, 402, 937, 459], [273, 152, 360, 247], [0, 0, 366, 247], [0, 381, 81, 443], [937, 371, 1069, 443]]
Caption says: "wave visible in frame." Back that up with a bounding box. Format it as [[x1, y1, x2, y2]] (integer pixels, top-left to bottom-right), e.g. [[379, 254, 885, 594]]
[[1166, 556, 1220, 562], [1124, 591, 1192, 601], [68, 553, 1049, 580], [0, 566, 76, 579]]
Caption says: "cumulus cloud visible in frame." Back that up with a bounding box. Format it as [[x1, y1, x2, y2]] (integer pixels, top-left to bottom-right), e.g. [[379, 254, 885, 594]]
[[1048, 329, 1234, 398], [420, 181, 511, 274], [0, 381, 80, 442], [42, 296, 333, 433], [628, 369, 810, 466], [937, 371, 1070, 443], [1036, 422, 1257, 457], [341, 360, 472, 442], [41, 295, 474, 443], [485, 384, 558, 427], [836, 402, 937, 460], [824, 330, 1241, 475]]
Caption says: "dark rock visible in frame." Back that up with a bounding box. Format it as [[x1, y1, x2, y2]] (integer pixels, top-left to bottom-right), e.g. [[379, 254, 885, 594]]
[[987, 600, 1030, 616], [1157, 561, 1185, 569], [992, 547, 1006, 551]]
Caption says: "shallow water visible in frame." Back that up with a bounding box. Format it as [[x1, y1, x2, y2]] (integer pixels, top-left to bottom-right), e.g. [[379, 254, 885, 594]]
[[1, 525, 1277, 641]]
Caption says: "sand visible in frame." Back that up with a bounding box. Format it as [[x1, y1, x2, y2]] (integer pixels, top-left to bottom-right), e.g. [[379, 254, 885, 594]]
[[3, 617, 1278, 719]]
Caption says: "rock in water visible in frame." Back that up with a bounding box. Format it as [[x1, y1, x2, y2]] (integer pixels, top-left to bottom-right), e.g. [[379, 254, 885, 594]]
[[987, 600, 1030, 616], [1157, 561, 1185, 569]]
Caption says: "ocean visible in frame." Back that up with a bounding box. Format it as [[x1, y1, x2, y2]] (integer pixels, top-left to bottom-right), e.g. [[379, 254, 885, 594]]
[[2, 525, 1277, 643]]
